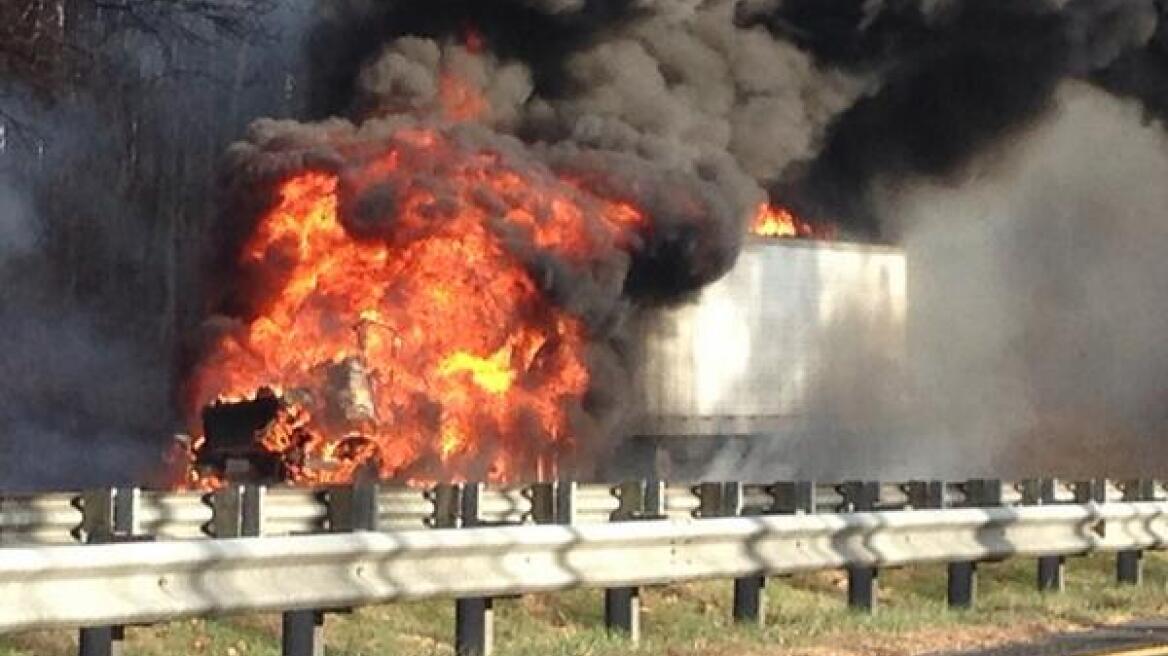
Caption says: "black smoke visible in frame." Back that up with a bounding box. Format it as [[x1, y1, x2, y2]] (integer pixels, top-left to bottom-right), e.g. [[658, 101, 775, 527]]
[[306, 0, 645, 120], [747, 0, 1161, 236], [217, 0, 1168, 484], [1094, 0, 1168, 121], [8, 0, 1165, 489]]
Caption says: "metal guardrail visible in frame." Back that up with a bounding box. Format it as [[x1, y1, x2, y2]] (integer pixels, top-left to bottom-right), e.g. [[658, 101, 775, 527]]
[[136, 491, 211, 540], [2, 478, 1166, 656], [377, 487, 435, 530], [3, 502, 1168, 632], [0, 493, 79, 545], [262, 488, 327, 536], [0, 479, 1162, 545]]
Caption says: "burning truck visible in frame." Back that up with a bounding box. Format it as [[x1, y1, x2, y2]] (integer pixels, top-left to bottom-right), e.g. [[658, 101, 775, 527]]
[[182, 135, 641, 487], [176, 25, 907, 488], [182, 161, 907, 486]]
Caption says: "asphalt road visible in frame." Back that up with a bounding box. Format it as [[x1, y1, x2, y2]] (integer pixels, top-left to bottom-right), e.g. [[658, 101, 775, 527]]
[[934, 621, 1168, 656]]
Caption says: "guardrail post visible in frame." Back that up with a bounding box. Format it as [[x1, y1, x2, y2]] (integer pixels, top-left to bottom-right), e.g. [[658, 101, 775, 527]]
[[78, 487, 139, 656], [329, 480, 380, 533], [730, 480, 815, 627], [1041, 478, 1108, 595], [250, 479, 323, 656], [454, 482, 494, 656], [605, 587, 640, 640], [771, 481, 817, 517], [530, 480, 577, 525], [555, 480, 578, 525], [215, 484, 327, 656], [428, 483, 463, 529], [428, 484, 481, 653], [79, 627, 125, 656], [533, 477, 581, 641], [214, 484, 324, 656], [700, 482, 766, 627], [211, 484, 265, 539], [909, 479, 976, 608], [954, 480, 1001, 609], [282, 480, 381, 656], [1036, 555, 1066, 592], [839, 481, 880, 611], [1026, 479, 1066, 593], [281, 611, 324, 656], [905, 480, 944, 511], [603, 480, 660, 642], [1116, 479, 1152, 585], [455, 597, 494, 656], [530, 482, 555, 525], [1073, 479, 1108, 505]]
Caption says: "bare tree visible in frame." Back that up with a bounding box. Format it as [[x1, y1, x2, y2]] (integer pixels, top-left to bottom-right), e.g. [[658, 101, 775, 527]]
[[0, 0, 304, 490]]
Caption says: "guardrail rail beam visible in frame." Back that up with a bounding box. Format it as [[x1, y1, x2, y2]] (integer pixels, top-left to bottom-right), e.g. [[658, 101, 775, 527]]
[[6, 500, 1168, 634]]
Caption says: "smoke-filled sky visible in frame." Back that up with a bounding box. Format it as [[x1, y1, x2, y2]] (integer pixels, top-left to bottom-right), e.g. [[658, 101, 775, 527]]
[[213, 0, 1168, 482], [710, 79, 1168, 481], [308, 0, 1168, 236], [750, 0, 1167, 234], [890, 82, 1168, 478], [3, 0, 1168, 488]]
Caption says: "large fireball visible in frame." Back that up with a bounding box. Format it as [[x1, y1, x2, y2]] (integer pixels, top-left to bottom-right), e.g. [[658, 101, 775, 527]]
[[185, 124, 645, 486]]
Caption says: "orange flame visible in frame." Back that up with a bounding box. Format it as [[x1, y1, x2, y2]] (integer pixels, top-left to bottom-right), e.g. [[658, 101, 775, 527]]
[[184, 123, 646, 487], [439, 73, 490, 122], [750, 203, 835, 240]]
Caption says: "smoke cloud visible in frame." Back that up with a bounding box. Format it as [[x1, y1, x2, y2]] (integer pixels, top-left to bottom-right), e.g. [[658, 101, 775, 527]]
[[690, 3, 1168, 481], [194, 0, 874, 480], [750, 0, 1162, 236], [0, 173, 171, 491], [308, 0, 860, 216], [0, 4, 309, 491], [704, 82, 1168, 482], [888, 82, 1168, 478], [0, 178, 37, 263], [5, 0, 1168, 488]]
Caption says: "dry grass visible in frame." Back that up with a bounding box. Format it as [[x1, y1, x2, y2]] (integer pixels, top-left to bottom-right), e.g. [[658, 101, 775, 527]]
[[4, 552, 1168, 655]]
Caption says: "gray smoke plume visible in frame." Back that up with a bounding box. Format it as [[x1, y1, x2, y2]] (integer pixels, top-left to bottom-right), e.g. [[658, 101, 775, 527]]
[[749, 0, 1164, 236], [675, 1, 1168, 482], [887, 82, 1168, 478], [699, 82, 1168, 482], [0, 3, 308, 492], [309, 0, 860, 200], [0, 178, 36, 263], [7, 0, 1168, 488], [337, 0, 862, 242], [202, 0, 870, 479], [0, 173, 171, 491]]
